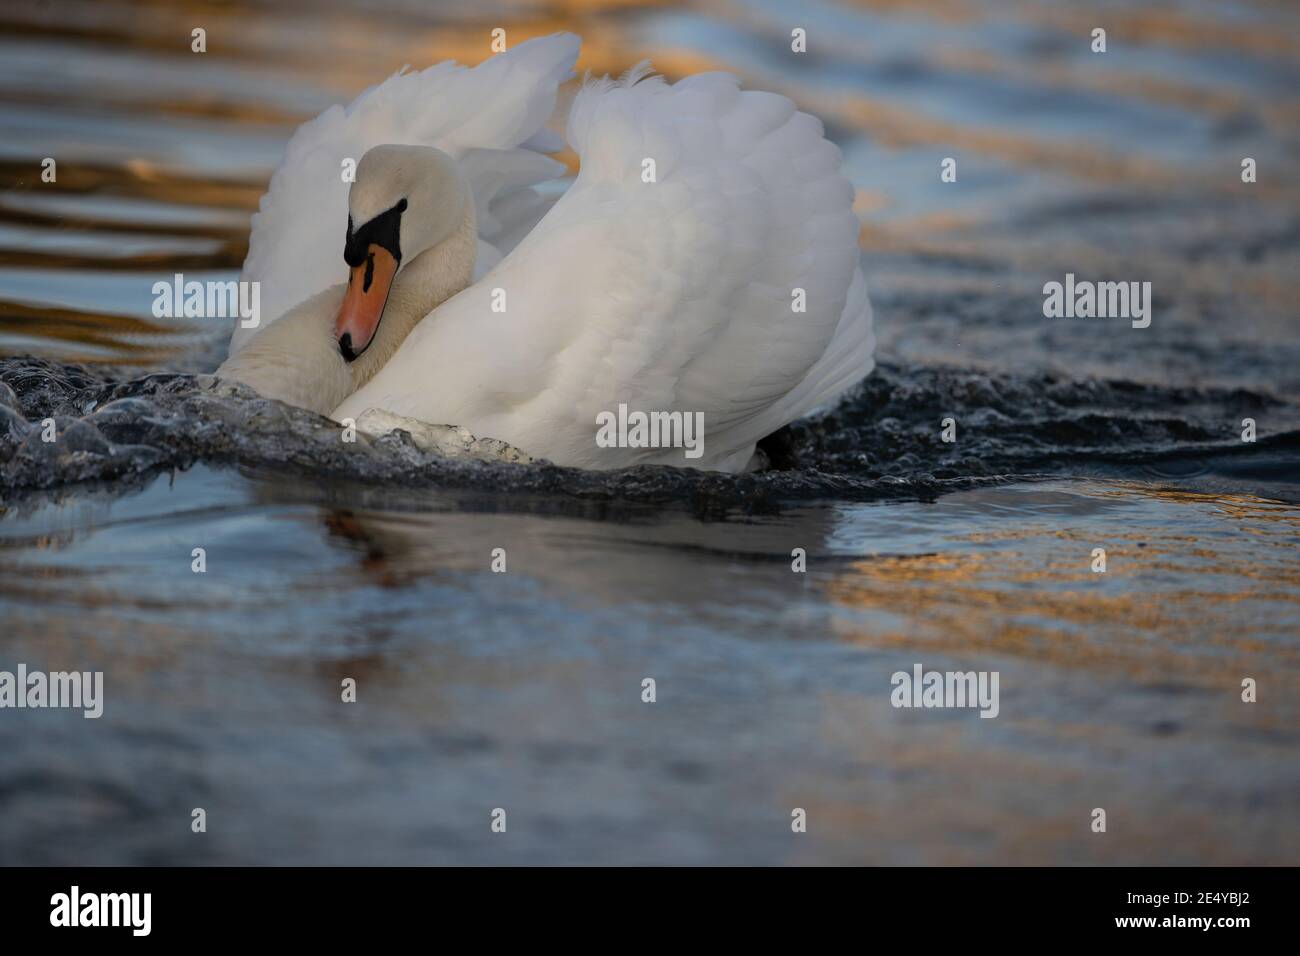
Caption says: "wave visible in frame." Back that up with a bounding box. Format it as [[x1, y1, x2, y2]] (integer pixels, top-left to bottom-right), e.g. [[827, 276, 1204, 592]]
[[2, 356, 1297, 513]]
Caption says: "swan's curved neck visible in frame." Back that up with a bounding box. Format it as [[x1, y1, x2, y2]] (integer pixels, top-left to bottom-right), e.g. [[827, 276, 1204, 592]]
[[216, 203, 477, 416], [348, 205, 477, 390]]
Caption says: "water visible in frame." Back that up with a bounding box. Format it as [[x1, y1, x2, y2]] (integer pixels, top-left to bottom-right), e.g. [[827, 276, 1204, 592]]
[[1, 0, 1299, 865]]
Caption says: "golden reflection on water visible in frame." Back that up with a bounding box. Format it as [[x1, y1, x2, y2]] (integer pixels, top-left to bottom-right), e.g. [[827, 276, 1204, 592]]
[[804, 480, 1300, 863], [823, 486, 1300, 691]]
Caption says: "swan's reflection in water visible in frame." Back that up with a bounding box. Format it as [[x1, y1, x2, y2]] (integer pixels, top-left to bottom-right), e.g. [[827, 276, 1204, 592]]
[[313, 494, 844, 610]]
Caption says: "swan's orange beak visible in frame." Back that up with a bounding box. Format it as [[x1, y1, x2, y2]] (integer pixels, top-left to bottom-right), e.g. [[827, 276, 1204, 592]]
[[336, 244, 398, 362]]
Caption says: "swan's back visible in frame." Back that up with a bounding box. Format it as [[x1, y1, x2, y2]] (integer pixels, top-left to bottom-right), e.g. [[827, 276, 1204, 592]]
[[336, 64, 874, 472]]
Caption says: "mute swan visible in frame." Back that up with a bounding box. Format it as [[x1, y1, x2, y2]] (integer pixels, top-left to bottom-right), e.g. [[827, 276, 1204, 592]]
[[217, 33, 875, 473]]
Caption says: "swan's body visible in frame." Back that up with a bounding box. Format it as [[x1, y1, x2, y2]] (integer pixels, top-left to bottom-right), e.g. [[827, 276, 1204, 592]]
[[219, 34, 875, 473]]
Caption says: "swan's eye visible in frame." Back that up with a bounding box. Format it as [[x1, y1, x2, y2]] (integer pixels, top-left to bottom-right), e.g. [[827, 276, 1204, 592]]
[[343, 199, 405, 267]]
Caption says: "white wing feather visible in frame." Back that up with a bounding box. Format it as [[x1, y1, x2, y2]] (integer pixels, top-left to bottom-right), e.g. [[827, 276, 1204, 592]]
[[230, 33, 579, 355], [335, 66, 874, 471]]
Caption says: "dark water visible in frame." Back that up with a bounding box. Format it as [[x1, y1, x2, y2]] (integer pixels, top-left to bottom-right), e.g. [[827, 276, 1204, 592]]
[[1, 0, 1299, 865]]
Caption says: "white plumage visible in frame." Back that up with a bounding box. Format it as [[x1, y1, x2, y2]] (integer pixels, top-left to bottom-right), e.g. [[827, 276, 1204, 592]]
[[231, 34, 579, 355], [232, 34, 875, 472]]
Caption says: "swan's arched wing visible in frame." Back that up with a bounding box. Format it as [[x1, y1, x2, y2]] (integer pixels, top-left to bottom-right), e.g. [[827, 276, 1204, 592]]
[[336, 68, 875, 471], [230, 33, 579, 356]]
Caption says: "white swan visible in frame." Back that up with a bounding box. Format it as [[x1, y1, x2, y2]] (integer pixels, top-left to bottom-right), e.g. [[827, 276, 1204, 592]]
[[217, 33, 875, 473]]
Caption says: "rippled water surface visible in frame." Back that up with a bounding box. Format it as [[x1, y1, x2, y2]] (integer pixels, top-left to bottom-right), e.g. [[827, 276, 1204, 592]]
[[1, 0, 1298, 864]]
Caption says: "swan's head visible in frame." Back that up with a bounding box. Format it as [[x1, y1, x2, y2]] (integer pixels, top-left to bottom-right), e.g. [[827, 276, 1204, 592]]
[[336, 144, 470, 361]]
